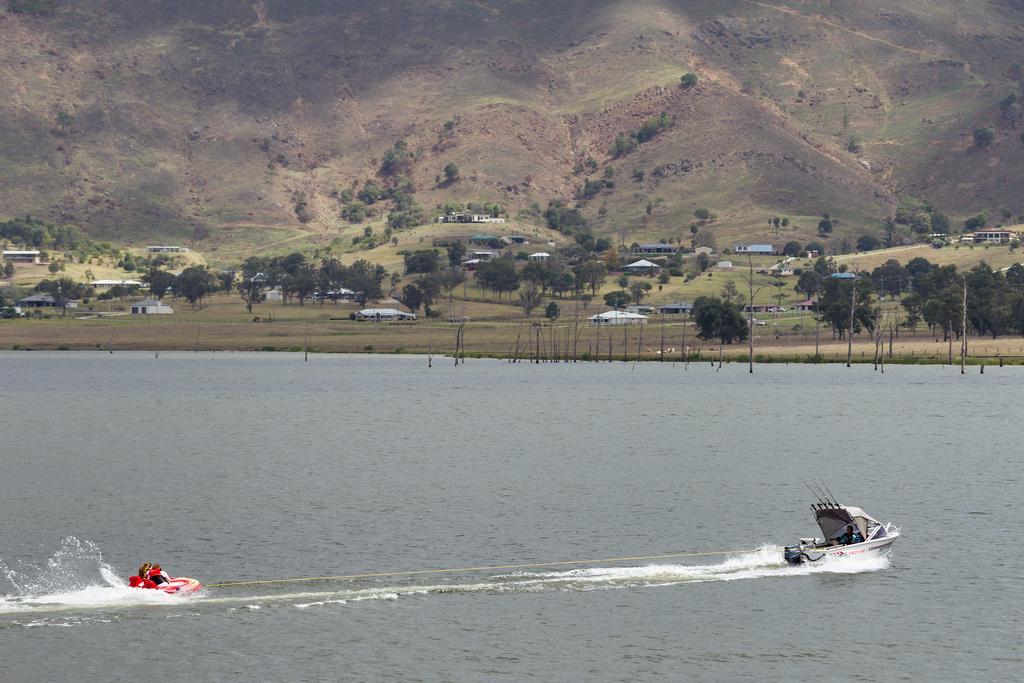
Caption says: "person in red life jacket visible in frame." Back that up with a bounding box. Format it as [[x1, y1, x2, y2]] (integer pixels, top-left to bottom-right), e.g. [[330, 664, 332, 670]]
[[129, 562, 158, 589], [147, 563, 171, 586]]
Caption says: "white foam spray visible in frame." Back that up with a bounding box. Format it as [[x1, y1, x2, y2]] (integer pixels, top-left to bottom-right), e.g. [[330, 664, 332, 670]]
[[0, 537, 196, 616]]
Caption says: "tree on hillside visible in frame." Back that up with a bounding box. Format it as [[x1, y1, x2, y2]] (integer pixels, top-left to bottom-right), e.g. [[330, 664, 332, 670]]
[[238, 275, 265, 313], [446, 242, 466, 270], [692, 296, 747, 344], [175, 265, 216, 309], [817, 214, 835, 236], [694, 207, 713, 222], [404, 249, 440, 274], [816, 275, 877, 339], [856, 234, 881, 252], [281, 263, 316, 305], [973, 127, 995, 149], [544, 201, 587, 235], [603, 290, 631, 310], [680, 72, 698, 88], [143, 266, 177, 300], [380, 140, 413, 177], [692, 230, 716, 250], [696, 252, 711, 272], [341, 202, 368, 223], [629, 280, 652, 303], [516, 282, 544, 316], [720, 279, 745, 307], [474, 259, 520, 299], [358, 181, 383, 204], [782, 240, 802, 257], [964, 213, 988, 231], [414, 272, 445, 316], [443, 162, 460, 183], [870, 259, 909, 300], [881, 218, 897, 248], [795, 270, 823, 301], [636, 112, 673, 143], [400, 283, 423, 314], [577, 260, 607, 295], [345, 260, 387, 306], [551, 270, 577, 298], [609, 133, 638, 158]]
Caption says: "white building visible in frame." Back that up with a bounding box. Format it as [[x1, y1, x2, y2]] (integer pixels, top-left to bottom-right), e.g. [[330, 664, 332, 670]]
[[147, 245, 189, 253], [971, 229, 1016, 244], [633, 243, 678, 255], [354, 308, 417, 321], [2, 250, 41, 263], [130, 299, 173, 315], [265, 287, 283, 301], [435, 214, 507, 224], [92, 279, 144, 289], [588, 310, 649, 326], [528, 252, 550, 262], [716, 260, 733, 270], [733, 244, 775, 255], [621, 259, 661, 274]]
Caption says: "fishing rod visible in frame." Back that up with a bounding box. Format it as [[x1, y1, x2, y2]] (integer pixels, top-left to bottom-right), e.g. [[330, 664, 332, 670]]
[[801, 479, 827, 508], [819, 479, 839, 507]]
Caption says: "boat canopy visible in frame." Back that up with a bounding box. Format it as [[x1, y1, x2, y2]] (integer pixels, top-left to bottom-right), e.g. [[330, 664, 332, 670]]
[[815, 505, 882, 541]]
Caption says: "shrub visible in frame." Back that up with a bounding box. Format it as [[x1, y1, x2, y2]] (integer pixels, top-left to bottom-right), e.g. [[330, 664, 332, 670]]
[[856, 234, 880, 251], [973, 127, 995, 149], [609, 133, 638, 158]]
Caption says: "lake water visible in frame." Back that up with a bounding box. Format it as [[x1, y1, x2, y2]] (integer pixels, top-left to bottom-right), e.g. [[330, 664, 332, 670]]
[[1, 352, 1022, 681]]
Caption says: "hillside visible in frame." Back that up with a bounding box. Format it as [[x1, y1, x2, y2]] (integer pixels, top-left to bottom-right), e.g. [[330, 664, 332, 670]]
[[1, 0, 1023, 261]]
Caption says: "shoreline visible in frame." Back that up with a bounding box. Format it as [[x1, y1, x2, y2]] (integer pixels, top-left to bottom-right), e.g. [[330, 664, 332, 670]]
[[1, 319, 1019, 367]]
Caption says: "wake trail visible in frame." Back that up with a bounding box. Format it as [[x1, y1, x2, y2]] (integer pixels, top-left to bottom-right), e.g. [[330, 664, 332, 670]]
[[2, 541, 889, 619]]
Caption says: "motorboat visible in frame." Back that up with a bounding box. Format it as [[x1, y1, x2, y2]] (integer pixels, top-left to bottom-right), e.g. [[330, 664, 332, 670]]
[[783, 493, 900, 565]]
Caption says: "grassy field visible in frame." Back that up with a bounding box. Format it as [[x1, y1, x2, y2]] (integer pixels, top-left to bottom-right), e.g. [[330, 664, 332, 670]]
[[5, 292, 1023, 365], [833, 242, 1024, 273]]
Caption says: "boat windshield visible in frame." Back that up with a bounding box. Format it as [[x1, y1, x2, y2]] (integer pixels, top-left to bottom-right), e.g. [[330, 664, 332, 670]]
[[815, 507, 856, 541], [815, 507, 878, 541], [865, 521, 887, 540]]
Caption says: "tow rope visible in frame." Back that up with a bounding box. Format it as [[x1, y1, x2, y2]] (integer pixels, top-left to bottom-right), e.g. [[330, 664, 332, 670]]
[[206, 548, 762, 588]]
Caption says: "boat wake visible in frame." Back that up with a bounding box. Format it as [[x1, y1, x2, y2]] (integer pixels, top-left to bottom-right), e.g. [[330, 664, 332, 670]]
[[2, 540, 888, 622], [250, 545, 890, 611], [0, 537, 197, 618]]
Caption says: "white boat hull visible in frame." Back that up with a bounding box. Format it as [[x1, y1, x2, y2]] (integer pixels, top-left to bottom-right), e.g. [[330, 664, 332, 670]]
[[785, 524, 900, 565]]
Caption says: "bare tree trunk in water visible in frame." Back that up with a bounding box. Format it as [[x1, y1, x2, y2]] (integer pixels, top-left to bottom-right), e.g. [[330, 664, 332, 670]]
[[846, 285, 855, 367], [815, 314, 819, 358], [961, 276, 967, 375], [682, 318, 689, 368], [659, 315, 665, 361], [948, 322, 953, 365]]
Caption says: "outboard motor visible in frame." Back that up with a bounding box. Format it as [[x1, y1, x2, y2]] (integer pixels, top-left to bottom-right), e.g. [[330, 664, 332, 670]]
[[783, 544, 804, 565]]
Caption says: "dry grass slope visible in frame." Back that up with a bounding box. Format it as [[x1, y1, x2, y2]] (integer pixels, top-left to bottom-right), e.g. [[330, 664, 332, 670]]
[[0, 0, 1022, 259]]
